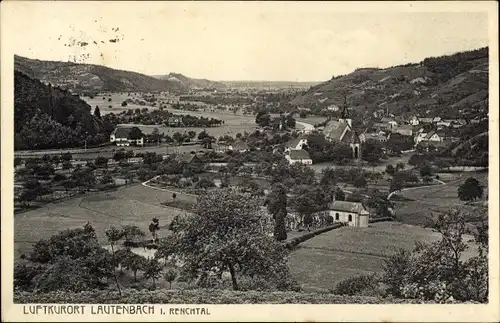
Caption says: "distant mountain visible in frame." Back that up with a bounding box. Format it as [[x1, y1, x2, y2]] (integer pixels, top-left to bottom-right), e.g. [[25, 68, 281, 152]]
[[291, 47, 489, 119], [152, 72, 227, 90], [221, 80, 320, 89], [14, 71, 113, 150], [14, 55, 189, 93]]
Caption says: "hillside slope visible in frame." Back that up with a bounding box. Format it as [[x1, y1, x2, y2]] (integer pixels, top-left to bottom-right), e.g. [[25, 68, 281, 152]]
[[14, 71, 112, 150], [152, 72, 227, 90], [291, 48, 489, 119], [15, 55, 189, 93]]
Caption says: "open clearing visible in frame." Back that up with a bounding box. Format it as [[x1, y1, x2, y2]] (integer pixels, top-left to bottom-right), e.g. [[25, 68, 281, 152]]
[[14, 184, 193, 258], [289, 221, 479, 291]]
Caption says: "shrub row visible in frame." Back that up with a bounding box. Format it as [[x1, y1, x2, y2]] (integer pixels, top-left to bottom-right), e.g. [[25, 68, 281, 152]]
[[14, 288, 445, 304], [285, 223, 344, 250]]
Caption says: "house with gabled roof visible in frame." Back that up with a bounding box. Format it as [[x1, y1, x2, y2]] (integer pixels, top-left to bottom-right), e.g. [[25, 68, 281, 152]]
[[328, 200, 369, 227], [228, 141, 249, 153], [285, 149, 313, 165], [285, 137, 308, 153], [110, 126, 144, 147]]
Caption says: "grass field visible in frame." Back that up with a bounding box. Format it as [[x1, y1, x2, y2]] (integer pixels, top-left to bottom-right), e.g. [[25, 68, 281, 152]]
[[288, 221, 479, 291], [14, 184, 193, 258], [393, 171, 488, 225]]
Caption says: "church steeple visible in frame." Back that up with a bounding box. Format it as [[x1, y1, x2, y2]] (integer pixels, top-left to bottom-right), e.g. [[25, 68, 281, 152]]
[[341, 95, 348, 119], [339, 95, 352, 127]]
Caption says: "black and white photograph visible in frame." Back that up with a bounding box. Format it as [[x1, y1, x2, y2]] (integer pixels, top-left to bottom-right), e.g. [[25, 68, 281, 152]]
[[1, 1, 498, 322]]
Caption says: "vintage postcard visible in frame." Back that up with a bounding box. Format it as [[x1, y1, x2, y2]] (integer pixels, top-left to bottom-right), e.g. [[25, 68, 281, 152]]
[[1, 1, 499, 322]]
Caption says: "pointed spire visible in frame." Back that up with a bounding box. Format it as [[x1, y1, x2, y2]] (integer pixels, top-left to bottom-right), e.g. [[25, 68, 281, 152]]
[[341, 95, 348, 119]]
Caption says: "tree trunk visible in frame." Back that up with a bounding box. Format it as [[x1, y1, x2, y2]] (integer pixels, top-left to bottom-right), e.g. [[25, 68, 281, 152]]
[[227, 260, 239, 290], [134, 270, 137, 282], [152, 278, 156, 289], [169, 281, 172, 289], [110, 243, 122, 296]]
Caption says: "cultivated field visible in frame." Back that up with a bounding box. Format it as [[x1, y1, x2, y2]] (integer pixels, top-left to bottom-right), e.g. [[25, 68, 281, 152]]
[[288, 221, 479, 291], [14, 184, 193, 258]]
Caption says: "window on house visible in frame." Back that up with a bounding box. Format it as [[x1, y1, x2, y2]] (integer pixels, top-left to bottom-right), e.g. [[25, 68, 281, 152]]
[[348, 214, 352, 222], [335, 213, 339, 221]]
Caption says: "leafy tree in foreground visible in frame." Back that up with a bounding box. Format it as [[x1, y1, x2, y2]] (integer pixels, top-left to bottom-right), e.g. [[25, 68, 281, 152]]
[[105, 226, 125, 296], [382, 209, 488, 303], [156, 188, 295, 291], [164, 268, 178, 289], [335, 187, 346, 201], [122, 225, 146, 247], [149, 218, 160, 243], [458, 177, 484, 201], [143, 258, 163, 289], [266, 183, 288, 241]]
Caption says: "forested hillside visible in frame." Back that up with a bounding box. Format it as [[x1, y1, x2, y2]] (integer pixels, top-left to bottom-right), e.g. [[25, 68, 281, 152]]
[[15, 55, 189, 93], [292, 47, 489, 120], [14, 71, 113, 150]]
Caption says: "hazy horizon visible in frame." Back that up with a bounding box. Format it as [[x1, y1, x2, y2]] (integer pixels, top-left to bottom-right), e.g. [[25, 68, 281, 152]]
[[4, 2, 491, 82]]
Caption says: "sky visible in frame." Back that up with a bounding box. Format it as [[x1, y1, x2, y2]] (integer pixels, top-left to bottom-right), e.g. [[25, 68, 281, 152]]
[[2, 1, 492, 82]]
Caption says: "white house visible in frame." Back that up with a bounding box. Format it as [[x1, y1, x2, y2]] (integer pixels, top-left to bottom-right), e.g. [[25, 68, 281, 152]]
[[285, 137, 308, 153], [392, 124, 413, 136], [285, 149, 313, 165], [388, 120, 398, 129], [409, 116, 420, 126], [326, 104, 340, 112], [110, 127, 144, 147], [432, 117, 442, 123], [328, 201, 369, 227], [228, 141, 249, 152]]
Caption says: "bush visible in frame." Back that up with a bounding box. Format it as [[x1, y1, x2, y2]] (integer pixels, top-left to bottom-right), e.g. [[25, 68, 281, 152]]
[[334, 274, 379, 296]]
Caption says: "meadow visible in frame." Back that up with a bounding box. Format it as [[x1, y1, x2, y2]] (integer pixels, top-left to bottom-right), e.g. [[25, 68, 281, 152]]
[[393, 171, 488, 225], [288, 221, 479, 291], [14, 184, 192, 258]]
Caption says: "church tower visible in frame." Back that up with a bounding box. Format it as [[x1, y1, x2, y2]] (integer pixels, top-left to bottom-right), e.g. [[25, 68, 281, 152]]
[[338, 96, 352, 127], [350, 130, 362, 160]]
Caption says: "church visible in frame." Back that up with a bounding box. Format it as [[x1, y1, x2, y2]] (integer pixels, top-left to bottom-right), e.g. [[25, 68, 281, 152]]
[[322, 101, 363, 160]]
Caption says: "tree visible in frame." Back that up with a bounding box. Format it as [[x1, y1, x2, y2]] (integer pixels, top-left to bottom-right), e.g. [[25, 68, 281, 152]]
[[188, 131, 197, 139], [156, 189, 295, 291], [419, 164, 433, 177], [95, 156, 109, 168], [148, 218, 160, 242], [362, 139, 384, 163], [94, 106, 101, 119], [143, 258, 163, 289], [121, 101, 128, 107], [396, 162, 406, 172], [164, 268, 178, 289], [335, 187, 346, 201], [382, 210, 488, 303], [458, 177, 484, 201], [255, 111, 271, 128], [122, 225, 146, 247], [385, 164, 395, 175], [299, 110, 308, 118], [390, 177, 404, 193], [105, 226, 124, 296], [266, 183, 288, 241], [353, 175, 367, 188]]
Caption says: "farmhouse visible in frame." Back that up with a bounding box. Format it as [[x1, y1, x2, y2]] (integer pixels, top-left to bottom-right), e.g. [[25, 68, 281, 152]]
[[166, 117, 182, 127], [285, 137, 308, 152], [285, 149, 313, 165], [419, 117, 433, 124], [409, 116, 420, 126], [228, 141, 249, 152], [392, 124, 413, 136], [328, 201, 369, 227], [360, 131, 388, 142], [110, 127, 144, 147]]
